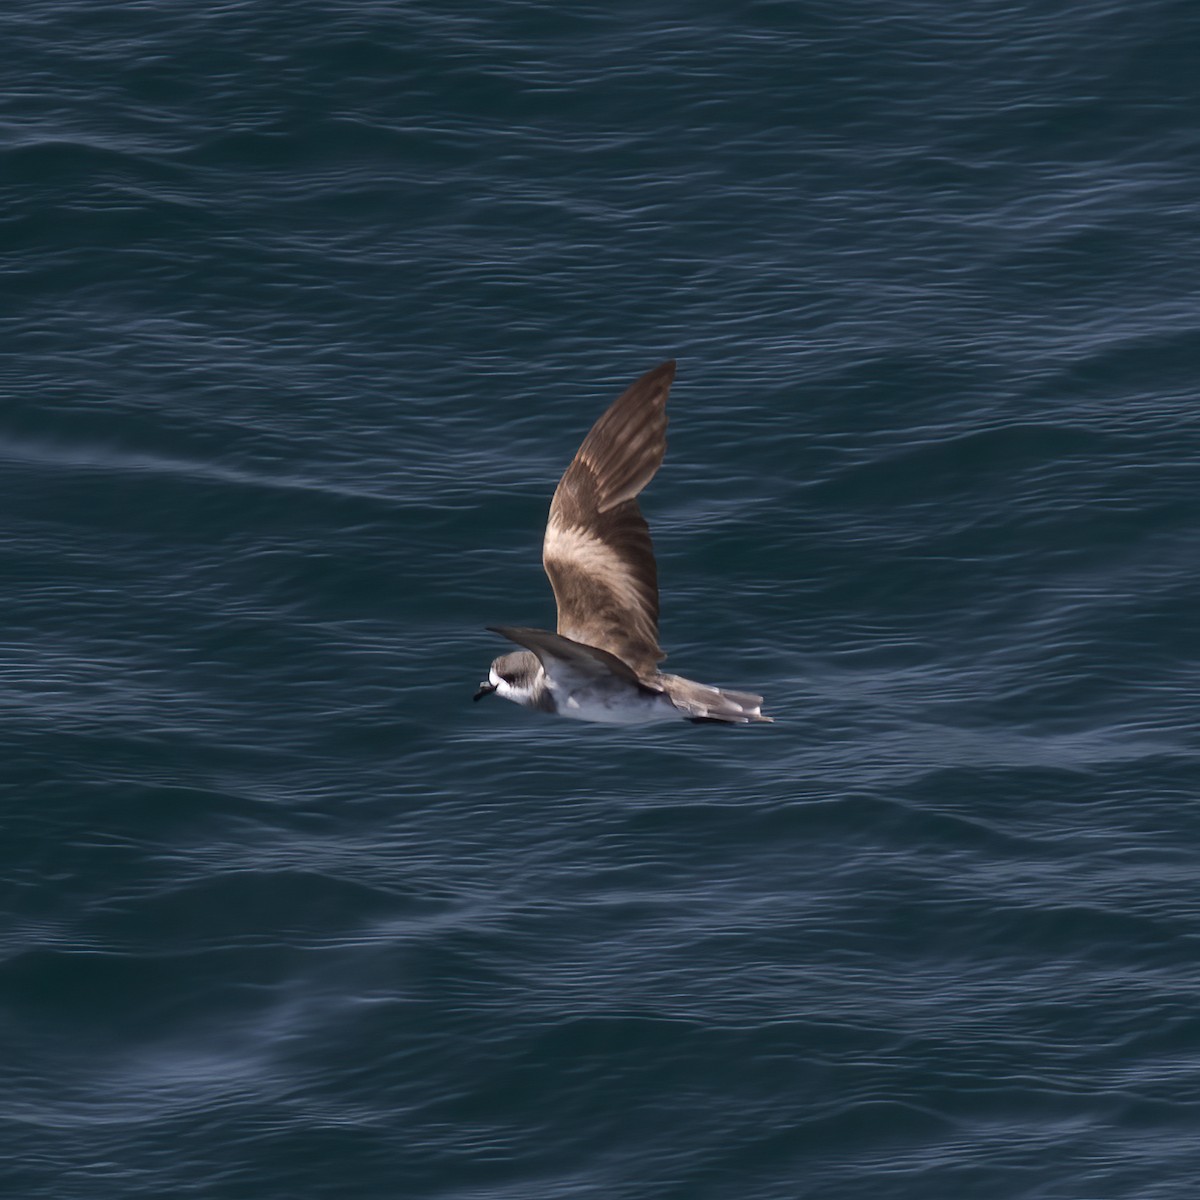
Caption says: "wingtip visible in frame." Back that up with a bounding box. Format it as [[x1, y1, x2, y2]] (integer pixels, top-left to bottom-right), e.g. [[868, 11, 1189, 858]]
[[487, 624, 559, 646], [486, 624, 522, 639], [631, 359, 675, 386]]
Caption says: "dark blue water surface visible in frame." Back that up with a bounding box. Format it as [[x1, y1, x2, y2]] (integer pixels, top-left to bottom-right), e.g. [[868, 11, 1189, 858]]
[[4, 2, 1200, 1196]]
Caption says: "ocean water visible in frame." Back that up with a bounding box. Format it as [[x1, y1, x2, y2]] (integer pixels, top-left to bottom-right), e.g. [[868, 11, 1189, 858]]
[[3, 1, 1200, 1196]]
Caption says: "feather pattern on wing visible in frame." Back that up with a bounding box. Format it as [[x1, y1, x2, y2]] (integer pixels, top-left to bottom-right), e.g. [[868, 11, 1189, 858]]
[[542, 361, 674, 677]]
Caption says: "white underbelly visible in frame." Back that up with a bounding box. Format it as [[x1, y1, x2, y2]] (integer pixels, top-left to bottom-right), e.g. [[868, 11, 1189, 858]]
[[555, 686, 681, 725]]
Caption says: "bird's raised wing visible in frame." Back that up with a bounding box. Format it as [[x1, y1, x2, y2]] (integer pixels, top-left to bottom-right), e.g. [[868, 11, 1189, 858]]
[[541, 361, 674, 677]]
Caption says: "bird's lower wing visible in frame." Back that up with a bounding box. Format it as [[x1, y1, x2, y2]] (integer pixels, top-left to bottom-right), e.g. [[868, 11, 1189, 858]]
[[487, 626, 661, 693]]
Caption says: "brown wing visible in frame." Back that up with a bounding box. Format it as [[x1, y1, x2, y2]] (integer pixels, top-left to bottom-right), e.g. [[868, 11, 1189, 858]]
[[542, 361, 674, 677], [487, 625, 662, 693]]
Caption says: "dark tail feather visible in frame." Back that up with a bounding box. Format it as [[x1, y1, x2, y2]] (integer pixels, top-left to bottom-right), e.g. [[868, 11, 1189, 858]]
[[660, 674, 773, 725]]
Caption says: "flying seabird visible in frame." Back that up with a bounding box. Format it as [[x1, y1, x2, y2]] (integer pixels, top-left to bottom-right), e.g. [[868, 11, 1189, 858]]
[[474, 361, 771, 725]]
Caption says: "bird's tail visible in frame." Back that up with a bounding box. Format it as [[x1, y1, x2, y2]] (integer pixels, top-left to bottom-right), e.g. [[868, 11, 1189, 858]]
[[659, 674, 773, 724]]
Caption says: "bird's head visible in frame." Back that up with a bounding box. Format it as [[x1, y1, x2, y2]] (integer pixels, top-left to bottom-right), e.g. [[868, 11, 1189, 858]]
[[473, 650, 541, 706]]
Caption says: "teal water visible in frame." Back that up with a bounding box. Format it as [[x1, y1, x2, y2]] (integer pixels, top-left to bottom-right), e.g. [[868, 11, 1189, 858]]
[[3, 2, 1200, 1197]]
